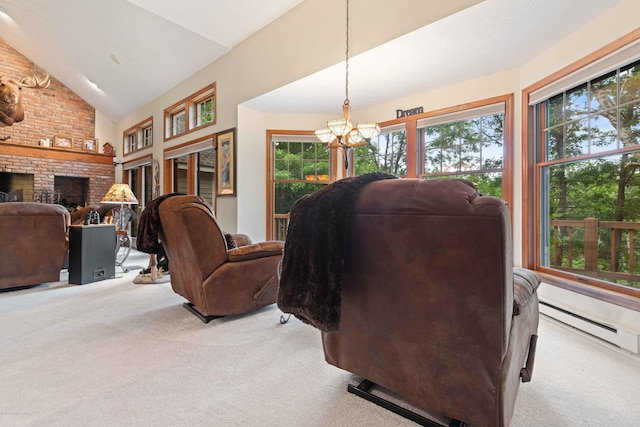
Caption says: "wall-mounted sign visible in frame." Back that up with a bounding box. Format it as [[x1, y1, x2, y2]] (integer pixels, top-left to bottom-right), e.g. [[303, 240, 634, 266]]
[[396, 106, 424, 119]]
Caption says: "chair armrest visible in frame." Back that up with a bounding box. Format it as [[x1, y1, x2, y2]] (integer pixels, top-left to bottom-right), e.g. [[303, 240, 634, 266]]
[[227, 241, 284, 262], [233, 233, 252, 246], [513, 267, 541, 316]]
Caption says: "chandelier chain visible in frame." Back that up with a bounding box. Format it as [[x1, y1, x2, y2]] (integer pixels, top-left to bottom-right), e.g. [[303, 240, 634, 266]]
[[344, 0, 350, 106]]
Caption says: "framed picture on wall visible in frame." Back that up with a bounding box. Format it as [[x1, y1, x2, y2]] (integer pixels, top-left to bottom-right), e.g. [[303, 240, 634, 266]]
[[83, 137, 98, 152], [53, 135, 73, 148], [216, 128, 236, 196]]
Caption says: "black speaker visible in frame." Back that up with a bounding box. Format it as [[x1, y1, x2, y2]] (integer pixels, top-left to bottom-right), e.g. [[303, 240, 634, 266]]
[[68, 224, 116, 285]]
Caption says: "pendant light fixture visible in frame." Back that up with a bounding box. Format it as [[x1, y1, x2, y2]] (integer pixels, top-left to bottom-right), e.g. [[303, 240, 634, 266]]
[[314, 0, 380, 170]]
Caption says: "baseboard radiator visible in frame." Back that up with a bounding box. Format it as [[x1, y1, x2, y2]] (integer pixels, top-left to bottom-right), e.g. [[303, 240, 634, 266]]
[[539, 301, 639, 354]]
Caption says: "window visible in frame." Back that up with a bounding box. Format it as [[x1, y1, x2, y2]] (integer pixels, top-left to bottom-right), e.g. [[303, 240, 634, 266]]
[[170, 110, 186, 137], [194, 97, 214, 127], [164, 82, 216, 141], [142, 125, 152, 147], [196, 147, 215, 206], [353, 129, 407, 176], [532, 59, 640, 294], [163, 136, 216, 210], [269, 132, 331, 240], [419, 103, 506, 198], [173, 155, 188, 194], [123, 117, 153, 155]]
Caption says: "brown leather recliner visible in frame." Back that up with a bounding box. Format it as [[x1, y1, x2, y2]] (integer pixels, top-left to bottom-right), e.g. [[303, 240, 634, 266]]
[[0, 202, 70, 290], [157, 195, 284, 322], [282, 178, 540, 427]]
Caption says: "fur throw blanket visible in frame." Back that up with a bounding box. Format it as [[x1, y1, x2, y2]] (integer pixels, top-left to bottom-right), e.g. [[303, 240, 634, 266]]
[[277, 172, 397, 332], [136, 193, 186, 254]]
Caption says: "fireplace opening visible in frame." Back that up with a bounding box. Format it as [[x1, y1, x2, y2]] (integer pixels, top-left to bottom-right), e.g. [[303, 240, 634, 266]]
[[54, 176, 89, 208], [0, 172, 34, 202]]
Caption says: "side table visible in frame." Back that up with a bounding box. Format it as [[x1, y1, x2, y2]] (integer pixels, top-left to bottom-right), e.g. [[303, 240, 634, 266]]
[[68, 224, 116, 285]]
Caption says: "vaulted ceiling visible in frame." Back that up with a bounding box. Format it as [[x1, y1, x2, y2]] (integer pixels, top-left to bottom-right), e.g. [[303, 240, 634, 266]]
[[0, 0, 625, 123]]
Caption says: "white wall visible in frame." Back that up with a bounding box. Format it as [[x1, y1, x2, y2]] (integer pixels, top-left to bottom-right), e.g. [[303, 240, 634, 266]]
[[113, 0, 481, 232], [103, 0, 640, 342], [94, 110, 116, 155]]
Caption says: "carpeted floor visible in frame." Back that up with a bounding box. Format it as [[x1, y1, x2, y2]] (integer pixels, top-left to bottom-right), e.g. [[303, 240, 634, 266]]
[[1, 250, 639, 426]]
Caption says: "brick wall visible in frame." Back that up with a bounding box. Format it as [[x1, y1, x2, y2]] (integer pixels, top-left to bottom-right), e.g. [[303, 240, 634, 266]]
[[0, 38, 95, 147], [0, 37, 114, 206]]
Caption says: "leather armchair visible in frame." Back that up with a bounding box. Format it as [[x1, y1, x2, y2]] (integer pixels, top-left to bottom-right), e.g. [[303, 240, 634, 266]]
[[0, 202, 70, 290], [288, 178, 540, 427], [157, 195, 283, 322]]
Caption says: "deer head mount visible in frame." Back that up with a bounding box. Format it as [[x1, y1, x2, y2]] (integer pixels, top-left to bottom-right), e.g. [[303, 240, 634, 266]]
[[0, 71, 50, 127]]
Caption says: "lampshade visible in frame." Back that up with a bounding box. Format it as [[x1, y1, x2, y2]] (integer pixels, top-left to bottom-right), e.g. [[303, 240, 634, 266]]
[[314, 128, 335, 144], [101, 183, 138, 204], [348, 128, 364, 144], [327, 118, 353, 138], [356, 123, 381, 141]]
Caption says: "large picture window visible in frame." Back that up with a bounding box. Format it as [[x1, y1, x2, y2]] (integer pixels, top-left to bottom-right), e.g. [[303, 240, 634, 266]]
[[418, 101, 509, 199], [532, 58, 640, 294], [353, 128, 407, 176]]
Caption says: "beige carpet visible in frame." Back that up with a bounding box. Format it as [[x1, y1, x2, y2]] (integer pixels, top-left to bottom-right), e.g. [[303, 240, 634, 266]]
[[1, 250, 639, 426]]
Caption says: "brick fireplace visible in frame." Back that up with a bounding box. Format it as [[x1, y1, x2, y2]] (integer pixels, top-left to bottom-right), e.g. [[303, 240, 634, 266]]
[[0, 37, 115, 208], [0, 143, 115, 207]]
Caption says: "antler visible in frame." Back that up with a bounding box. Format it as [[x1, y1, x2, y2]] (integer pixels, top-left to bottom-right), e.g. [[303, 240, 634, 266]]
[[20, 71, 50, 89]]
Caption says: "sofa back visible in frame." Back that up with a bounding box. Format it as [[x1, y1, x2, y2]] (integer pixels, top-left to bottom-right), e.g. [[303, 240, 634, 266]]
[[0, 202, 70, 289]]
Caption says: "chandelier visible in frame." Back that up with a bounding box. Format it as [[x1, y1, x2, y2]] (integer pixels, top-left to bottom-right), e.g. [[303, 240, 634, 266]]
[[314, 0, 380, 170]]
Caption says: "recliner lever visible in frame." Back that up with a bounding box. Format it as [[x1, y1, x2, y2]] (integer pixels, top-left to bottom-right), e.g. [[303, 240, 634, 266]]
[[520, 334, 538, 382]]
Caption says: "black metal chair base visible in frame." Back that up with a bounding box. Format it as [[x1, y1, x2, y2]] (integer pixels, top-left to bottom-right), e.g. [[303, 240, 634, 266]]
[[348, 379, 468, 427], [183, 302, 223, 323], [280, 313, 292, 324]]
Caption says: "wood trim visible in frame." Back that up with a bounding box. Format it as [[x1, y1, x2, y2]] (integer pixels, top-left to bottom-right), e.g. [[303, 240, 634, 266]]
[[502, 93, 514, 211], [187, 153, 196, 195], [163, 159, 172, 194], [0, 141, 113, 165], [404, 120, 417, 178]]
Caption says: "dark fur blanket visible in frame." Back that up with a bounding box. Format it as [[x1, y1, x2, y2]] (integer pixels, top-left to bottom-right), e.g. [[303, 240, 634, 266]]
[[277, 172, 397, 332], [136, 193, 186, 254]]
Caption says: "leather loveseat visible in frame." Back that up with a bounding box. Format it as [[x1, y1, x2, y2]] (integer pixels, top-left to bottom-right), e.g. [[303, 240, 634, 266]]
[[0, 202, 70, 290]]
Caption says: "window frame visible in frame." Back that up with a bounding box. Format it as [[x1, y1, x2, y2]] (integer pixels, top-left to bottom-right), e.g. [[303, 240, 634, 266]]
[[522, 30, 640, 307], [122, 117, 153, 156], [163, 134, 217, 211], [267, 130, 336, 240], [164, 82, 216, 142], [416, 99, 510, 201]]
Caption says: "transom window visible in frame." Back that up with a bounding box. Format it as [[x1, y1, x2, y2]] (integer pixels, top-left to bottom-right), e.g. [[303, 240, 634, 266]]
[[164, 82, 216, 141], [123, 117, 153, 155]]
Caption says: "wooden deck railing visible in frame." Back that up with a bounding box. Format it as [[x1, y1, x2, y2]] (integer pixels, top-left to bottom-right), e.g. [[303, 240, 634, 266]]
[[274, 213, 290, 242], [550, 218, 640, 284]]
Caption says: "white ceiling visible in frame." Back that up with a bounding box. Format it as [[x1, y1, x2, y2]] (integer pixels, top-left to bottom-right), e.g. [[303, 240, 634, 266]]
[[0, 0, 304, 122], [0, 0, 625, 123], [246, 0, 624, 115]]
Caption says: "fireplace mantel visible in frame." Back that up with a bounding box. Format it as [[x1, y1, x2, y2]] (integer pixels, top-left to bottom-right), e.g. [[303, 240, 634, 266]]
[[0, 141, 114, 165]]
